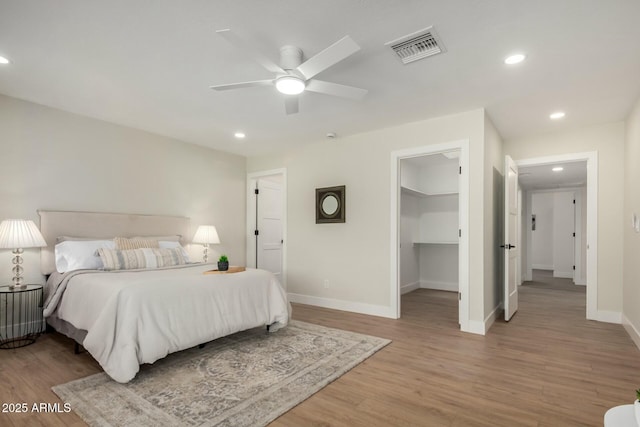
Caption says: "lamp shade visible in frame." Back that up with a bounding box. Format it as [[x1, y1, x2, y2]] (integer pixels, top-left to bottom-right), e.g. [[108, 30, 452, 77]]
[[0, 219, 47, 249], [192, 225, 220, 245]]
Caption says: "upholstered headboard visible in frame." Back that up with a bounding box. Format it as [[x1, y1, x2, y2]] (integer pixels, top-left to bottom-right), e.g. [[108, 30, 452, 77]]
[[38, 210, 190, 275]]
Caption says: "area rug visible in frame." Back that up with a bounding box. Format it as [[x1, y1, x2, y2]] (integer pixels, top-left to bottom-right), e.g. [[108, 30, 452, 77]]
[[52, 320, 390, 427]]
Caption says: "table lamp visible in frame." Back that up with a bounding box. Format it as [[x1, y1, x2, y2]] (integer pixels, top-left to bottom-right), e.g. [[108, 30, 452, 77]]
[[0, 219, 47, 289], [192, 225, 220, 263]]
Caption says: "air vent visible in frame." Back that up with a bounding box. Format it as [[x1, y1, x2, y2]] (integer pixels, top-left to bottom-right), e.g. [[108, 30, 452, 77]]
[[386, 26, 445, 65]]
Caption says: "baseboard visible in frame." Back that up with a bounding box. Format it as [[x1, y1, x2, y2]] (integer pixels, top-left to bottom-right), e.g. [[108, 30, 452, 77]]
[[622, 314, 640, 351], [484, 303, 501, 333], [419, 280, 458, 292], [573, 274, 586, 285], [553, 271, 573, 279], [464, 321, 485, 335], [532, 264, 553, 270], [288, 293, 395, 319], [401, 281, 420, 295], [594, 310, 622, 324], [463, 304, 501, 336]]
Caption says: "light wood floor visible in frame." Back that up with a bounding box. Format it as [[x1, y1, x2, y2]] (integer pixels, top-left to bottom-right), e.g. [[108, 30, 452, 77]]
[[523, 269, 587, 293], [1, 279, 639, 426]]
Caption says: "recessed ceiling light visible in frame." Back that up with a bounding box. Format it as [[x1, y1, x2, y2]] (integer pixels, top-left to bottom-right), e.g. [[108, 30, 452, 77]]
[[550, 111, 566, 120], [275, 75, 305, 95], [504, 54, 526, 65], [552, 166, 564, 172], [234, 132, 246, 139], [0, 56, 10, 65]]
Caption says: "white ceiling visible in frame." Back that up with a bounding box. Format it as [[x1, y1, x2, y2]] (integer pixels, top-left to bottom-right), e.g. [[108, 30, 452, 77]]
[[519, 161, 587, 190], [1, 1, 639, 157]]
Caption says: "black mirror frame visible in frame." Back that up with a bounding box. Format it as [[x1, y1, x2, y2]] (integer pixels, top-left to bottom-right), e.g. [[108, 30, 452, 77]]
[[316, 185, 346, 224]]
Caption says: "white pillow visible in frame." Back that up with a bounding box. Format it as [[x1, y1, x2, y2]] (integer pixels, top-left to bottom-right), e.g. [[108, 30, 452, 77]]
[[55, 240, 116, 272], [158, 240, 191, 263]]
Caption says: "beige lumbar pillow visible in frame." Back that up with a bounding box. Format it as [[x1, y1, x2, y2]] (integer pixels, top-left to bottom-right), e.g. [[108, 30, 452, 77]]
[[97, 247, 187, 270], [114, 237, 160, 250]]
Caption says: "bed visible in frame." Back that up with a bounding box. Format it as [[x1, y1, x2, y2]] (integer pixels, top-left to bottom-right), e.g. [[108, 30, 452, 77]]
[[39, 210, 291, 383]]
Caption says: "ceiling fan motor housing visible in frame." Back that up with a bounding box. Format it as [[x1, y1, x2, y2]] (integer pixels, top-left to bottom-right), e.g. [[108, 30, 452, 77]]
[[279, 45, 304, 71]]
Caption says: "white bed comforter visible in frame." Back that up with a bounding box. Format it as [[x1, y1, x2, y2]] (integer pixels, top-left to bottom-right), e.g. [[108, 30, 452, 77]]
[[44, 264, 290, 383]]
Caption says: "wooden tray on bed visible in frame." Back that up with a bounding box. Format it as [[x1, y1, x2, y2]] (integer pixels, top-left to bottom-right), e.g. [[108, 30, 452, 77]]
[[203, 266, 246, 275]]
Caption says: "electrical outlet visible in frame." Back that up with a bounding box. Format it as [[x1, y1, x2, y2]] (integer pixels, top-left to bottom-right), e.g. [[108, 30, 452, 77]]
[[323, 279, 329, 289]]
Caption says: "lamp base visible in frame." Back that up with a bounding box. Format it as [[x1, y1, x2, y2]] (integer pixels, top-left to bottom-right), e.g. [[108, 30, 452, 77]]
[[11, 249, 25, 289], [202, 244, 209, 263]]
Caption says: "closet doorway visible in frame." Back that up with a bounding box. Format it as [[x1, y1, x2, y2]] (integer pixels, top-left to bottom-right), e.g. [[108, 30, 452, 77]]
[[390, 140, 470, 332], [246, 169, 287, 289]]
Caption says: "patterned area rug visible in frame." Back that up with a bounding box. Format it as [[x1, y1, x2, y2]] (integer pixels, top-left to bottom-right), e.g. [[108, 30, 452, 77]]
[[52, 320, 390, 427]]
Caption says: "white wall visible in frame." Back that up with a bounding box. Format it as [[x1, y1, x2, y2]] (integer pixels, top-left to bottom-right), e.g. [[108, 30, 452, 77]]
[[419, 244, 458, 291], [623, 95, 640, 348], [504, 121, 625, 314], [419, 163, 459, 194], [531, 192, 554, 269], [418, 195, 459, 243], [400, 162, 420, 192], [247, 109, 489, 322], [0, 94, 247, 283]]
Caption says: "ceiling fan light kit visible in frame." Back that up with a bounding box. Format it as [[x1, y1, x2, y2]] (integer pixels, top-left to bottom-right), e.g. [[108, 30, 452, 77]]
[[275, 75, 305, 95], [211, 29, 368, 114]]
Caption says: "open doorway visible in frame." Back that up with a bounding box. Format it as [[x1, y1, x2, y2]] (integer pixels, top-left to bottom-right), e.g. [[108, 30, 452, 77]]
[[514, 152, 597, 320], [390, 140, 470, 332], [399, 152, 460, 328], [246, 169, 287, 289]]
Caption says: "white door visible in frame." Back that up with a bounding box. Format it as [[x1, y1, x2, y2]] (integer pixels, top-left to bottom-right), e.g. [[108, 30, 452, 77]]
[[504, 156, 519, 321], [552, 191, 575, 279], [256, 178, 283, 281]]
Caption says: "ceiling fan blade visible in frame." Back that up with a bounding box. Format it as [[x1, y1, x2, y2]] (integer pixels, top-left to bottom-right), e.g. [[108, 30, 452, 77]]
[[209, 79, 273, 91], [305, 79, 368, 100], [284, 96, 299, 115], [296, 35, 361, 80], [216, 29, 285, 74]]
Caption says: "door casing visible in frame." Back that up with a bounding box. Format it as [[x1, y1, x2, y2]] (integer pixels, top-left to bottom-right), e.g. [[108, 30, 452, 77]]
[[390, 139, 470, 332], [515, 152, 598, 320]]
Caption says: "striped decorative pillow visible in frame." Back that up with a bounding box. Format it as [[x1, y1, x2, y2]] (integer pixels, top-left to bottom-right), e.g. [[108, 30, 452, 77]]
[[114, 237, 160, 250], [97, 248, 187, 270]]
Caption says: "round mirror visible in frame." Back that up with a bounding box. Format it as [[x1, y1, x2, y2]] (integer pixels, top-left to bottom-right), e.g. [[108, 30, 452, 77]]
[[321, 194, 339, 216]]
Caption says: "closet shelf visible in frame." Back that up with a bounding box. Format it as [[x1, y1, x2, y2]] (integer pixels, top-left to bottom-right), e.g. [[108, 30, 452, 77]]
[[401, 186, 458, 198], [413, 241, 459, 245]]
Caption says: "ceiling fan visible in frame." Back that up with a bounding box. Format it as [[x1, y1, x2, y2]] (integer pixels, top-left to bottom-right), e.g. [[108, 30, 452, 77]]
[[210, 29, 368, 114]]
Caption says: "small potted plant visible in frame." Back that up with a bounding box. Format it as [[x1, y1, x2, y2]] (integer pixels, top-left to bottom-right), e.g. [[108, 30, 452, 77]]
[[218, 254, 229, 272]]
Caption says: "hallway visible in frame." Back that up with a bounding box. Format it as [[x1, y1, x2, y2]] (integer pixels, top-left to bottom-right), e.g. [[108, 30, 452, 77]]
[[523, 269, 586, 293]]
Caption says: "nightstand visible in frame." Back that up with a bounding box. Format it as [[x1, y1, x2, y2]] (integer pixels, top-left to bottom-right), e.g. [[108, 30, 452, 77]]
[[0, 284, 44, 349]]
